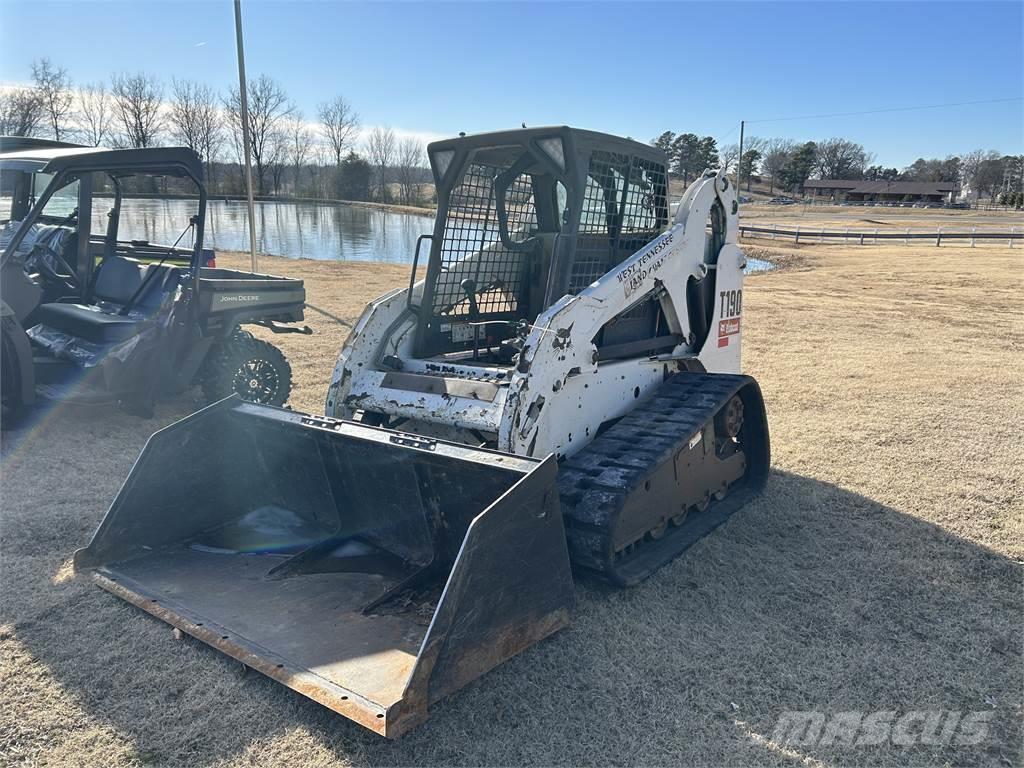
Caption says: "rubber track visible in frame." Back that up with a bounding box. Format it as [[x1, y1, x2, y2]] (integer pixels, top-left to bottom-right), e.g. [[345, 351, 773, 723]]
[[558, 372, 765, 586]]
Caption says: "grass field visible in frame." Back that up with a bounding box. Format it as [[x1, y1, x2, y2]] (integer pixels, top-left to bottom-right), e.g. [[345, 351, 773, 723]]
[[739, 204, 1021, 233], [2, 241, 1022, 767]]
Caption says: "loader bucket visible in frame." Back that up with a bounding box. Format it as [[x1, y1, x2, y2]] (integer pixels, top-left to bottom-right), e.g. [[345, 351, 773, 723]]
[[74, 398, 574, 737]]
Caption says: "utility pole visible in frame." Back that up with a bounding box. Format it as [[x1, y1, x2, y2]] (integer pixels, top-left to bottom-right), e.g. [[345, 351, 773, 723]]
[[736, 120, 745, 195], [234, 0, 258, 272]]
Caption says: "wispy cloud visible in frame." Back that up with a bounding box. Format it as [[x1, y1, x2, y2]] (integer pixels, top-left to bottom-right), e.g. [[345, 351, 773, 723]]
[[193, 41, 207, 48]]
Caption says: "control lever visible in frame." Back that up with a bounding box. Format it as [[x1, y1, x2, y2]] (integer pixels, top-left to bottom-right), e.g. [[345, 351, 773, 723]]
[[460, 278, 481, 359]]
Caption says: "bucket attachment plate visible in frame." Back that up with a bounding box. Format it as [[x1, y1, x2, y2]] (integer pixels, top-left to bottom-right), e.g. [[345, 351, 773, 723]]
[[75, 399, 574, 737]]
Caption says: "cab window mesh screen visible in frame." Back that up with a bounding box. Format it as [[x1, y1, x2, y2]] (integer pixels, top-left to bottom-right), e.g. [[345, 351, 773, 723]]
[[568, 151, 668, 295], [570, 151, 628, 293], [505, 173, 538, 243], [622, 156, 667, 235], [431, 162, 536, 318]]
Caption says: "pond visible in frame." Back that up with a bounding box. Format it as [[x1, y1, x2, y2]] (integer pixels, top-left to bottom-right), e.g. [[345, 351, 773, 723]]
[[109, 198, 773, 271], [111, 198, 433, 264]]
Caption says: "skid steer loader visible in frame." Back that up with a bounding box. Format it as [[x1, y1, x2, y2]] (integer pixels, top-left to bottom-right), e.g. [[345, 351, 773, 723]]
[[75, 127, 769, 737]]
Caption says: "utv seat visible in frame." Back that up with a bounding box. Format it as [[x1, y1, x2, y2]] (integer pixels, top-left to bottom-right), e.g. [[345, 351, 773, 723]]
[[33, 256, 179, 344]]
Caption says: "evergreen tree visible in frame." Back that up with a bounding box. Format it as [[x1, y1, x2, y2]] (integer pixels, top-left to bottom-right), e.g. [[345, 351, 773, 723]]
[[335, 150, 371, 201]]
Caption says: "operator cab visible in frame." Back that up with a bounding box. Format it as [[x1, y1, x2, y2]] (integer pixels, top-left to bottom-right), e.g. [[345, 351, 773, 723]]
[[414, 127, 671, 365]]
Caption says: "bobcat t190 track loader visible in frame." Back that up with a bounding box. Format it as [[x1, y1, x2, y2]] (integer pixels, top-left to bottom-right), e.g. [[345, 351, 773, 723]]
[[325, 127, 770, 584], [76, 127, 769, 737]]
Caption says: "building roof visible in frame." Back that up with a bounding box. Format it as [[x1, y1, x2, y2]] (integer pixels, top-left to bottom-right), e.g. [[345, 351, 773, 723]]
[[805, 178, 956, 195], [803, 179, 862, 190], [846, 181, 956, 195]]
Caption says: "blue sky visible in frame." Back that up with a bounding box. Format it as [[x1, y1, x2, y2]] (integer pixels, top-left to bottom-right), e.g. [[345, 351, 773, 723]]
[[0, 1, 1020, 167]]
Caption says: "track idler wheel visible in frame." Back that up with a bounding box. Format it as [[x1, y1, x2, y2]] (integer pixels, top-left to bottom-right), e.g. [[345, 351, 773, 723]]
[[717, 395, 745, 439]]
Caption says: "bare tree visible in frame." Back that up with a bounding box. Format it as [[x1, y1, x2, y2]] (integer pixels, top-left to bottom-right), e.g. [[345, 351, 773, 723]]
[[961, 149, 1001, 195], [395, 137, 424, 205], [224, 75, 293, 195], [318, 95, 359, 166], [814, 137, 869, 179], [367, 126, 396, 202], [306, 142, 331, 199], [76, 82, 114, 146], [0, 87, 45, 137], [269, 134, 289, 194], [287, 114, 315, 196], [168, 79, 224, 185], [959, 149, 1005, 200], [31, 58, 74, 140], [111, 73, 164, 148], [719, 143, 740, 173], [761, 138, 796, 194]]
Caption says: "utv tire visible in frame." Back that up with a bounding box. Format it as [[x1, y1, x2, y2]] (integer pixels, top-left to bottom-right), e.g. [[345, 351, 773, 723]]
[[201, 337, 292, 407], [1, 324, 30, 430]]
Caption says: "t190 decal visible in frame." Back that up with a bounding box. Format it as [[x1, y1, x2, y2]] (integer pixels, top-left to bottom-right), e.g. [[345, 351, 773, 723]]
[[717, 289, 742, 347], [720, 289, 742, 319]]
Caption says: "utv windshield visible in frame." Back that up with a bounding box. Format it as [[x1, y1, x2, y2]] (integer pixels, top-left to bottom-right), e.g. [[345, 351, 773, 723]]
[[1, 163, 204, 286], [0, 162, 52, 225], [0, 164, 80, 265]]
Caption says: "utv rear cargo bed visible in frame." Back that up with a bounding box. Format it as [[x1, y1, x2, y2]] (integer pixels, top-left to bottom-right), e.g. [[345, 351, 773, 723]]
[[197, 267, 305, 323]]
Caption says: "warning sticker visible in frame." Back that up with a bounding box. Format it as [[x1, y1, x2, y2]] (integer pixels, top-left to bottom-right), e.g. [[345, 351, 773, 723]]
[[450, 323, 475, 342], [717, 317, 740, 348]]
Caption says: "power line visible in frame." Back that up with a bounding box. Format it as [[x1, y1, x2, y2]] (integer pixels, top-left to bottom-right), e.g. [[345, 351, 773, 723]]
[[746, 96, 1023, 125], [715, 123, 740, 146]]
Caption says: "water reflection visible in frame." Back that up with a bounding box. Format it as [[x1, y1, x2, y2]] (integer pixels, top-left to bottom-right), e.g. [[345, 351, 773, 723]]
[[101, 198, 772, 271], [107, 198, 433, 263]]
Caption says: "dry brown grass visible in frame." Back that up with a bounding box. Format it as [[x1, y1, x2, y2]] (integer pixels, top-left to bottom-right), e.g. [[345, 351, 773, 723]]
[[2, 243, 1022, 767], [740, 204, 1021, 233]]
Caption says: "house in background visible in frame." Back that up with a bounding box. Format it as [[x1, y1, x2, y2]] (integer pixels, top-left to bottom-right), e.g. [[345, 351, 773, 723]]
[[804, 179, 957, 204]]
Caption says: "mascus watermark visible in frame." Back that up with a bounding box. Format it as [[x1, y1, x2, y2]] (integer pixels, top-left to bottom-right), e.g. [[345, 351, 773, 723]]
[[771, 710, 993, 747]]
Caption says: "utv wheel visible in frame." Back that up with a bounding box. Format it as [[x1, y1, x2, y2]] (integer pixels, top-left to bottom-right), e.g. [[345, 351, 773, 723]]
[[1, 327, 28, 430], [201, 337, 292, 407]]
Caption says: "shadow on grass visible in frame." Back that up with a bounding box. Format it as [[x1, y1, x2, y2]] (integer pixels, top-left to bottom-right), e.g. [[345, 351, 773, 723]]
[[2, 413, 1021, 768]]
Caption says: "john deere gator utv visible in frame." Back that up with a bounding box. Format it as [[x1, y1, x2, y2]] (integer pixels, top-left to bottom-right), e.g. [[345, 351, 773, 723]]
[[0, 138, 308, 421], [75, 127, 770, 737]]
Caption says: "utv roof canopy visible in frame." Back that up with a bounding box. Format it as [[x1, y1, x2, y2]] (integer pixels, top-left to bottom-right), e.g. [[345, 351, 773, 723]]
[[0, 145, 203, 181]]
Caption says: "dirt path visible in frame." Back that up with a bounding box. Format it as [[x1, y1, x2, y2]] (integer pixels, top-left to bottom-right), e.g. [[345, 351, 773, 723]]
[[2, 243, 1021, 767]]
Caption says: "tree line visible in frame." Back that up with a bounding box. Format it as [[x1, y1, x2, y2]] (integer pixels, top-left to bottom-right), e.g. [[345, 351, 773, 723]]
[[652, 129, 1021, 202], [0, 58, 431, 205], [4, 59, 1018, 206]]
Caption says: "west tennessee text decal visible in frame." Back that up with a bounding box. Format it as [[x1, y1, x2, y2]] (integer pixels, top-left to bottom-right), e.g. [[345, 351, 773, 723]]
[[617, 233, 674, 299]]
